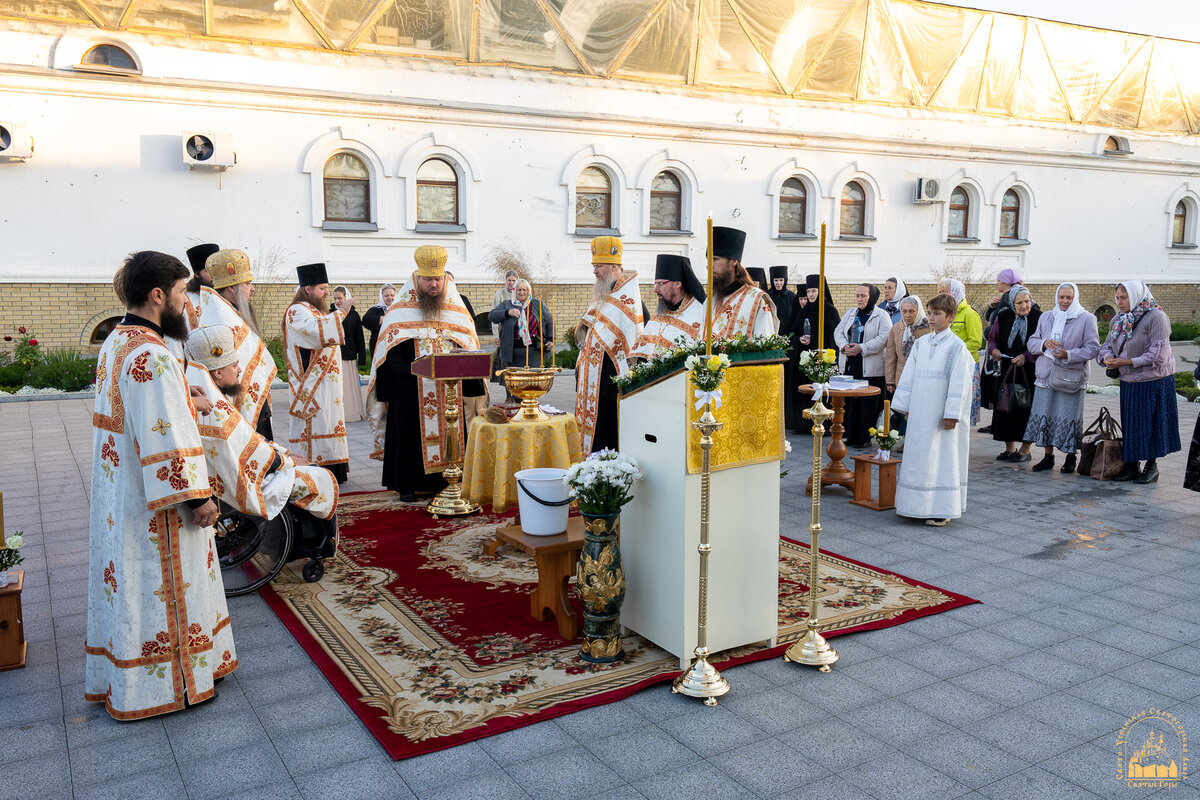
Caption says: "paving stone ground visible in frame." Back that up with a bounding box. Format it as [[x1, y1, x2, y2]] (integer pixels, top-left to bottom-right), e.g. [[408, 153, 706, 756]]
[[2, 362, 1198, 800]]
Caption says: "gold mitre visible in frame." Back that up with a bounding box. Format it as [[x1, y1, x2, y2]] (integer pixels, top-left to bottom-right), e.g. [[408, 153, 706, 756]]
[[414, 245, 447, 277], [208, 249, 253, 290], [590, 235, 622, 265]]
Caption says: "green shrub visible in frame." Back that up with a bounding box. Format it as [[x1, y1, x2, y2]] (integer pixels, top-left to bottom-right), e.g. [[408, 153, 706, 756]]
[[0, 362, 26, 386], [264, 337, 287, 375], [27, 357, 97, 392], [1170, 322, 1200, 342], [1176, 370, 1199, 402], [40, 346, 86, 366], [1096, 319, 1109, 342], [358, 361, 371, 376], [555, 349, 579, 369]]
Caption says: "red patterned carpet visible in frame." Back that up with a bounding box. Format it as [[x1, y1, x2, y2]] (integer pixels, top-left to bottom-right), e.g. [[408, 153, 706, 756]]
[[261, 492, 978, 759]]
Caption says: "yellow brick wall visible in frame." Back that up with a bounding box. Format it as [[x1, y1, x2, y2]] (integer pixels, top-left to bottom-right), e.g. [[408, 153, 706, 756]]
[[2, 280, 1197, 352]]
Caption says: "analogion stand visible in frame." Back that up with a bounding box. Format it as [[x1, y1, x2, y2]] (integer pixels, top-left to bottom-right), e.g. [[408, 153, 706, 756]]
[[799, 384, 882, 493]]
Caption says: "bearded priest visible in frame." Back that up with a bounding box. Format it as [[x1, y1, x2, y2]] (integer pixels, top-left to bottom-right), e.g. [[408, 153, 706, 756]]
[[707, 226, 778, 340], [183, 325, 338, 539], [87, 251, 232, 720], [575, 236, 645, 455], [631, 254, 706, 360], [283, 263, 351, 483], [368, 246, 483, 501]]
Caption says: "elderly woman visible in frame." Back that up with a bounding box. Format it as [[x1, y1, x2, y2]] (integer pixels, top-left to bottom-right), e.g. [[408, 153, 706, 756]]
[[878, 277, 907, 324], [939, 278, 984, 426], [883, 295, 931, 446], [988, 287, 1041, 462], [489, 279, 554, 375], [1023, 283, 1099, 473], [1098, 281, 1181, 483], [834, 283, 891, 447], [985, 268, 1026, 324]]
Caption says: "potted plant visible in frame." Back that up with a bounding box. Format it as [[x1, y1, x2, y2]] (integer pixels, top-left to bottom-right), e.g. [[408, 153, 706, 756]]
[[868, 426, 901, 461], [563, 449, 642, 663], [798, 347, 838, 399]]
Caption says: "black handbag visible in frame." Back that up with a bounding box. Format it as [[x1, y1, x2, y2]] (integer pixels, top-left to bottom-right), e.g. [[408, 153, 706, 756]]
[[996, 362, 1032, 413]]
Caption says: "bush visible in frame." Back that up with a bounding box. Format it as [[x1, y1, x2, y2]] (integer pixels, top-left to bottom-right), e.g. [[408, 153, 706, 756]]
[[1171, 322, 1200, 342], [264, 337, 287, 375], [555, 349, 579, 369], [1176, 370, 1199, 402], [27, 357, 97, 392], [1097, 318, 1109, 342], [0, 362, 26, 387]]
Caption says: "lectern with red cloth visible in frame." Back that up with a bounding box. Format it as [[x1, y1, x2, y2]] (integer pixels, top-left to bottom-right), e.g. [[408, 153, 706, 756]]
[[411, 350, 492, 517]]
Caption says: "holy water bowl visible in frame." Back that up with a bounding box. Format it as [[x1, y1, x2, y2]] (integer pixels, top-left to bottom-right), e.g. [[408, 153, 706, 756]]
[[499, 367, 561, 421]]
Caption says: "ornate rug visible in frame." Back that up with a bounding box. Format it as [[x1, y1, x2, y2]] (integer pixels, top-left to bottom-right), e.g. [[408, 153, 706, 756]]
[[260, 492, 978, 759]]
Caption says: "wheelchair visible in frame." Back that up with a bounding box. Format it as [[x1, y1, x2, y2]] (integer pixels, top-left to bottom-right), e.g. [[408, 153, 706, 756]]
[[214, 500, 338, 596]]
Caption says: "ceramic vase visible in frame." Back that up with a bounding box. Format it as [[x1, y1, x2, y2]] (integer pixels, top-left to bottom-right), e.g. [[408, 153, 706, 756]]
[[576, 512, 625, 663]]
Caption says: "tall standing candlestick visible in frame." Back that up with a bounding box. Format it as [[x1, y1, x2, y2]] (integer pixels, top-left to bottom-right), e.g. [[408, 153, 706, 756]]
[[883, 399, 890, 436], [818, 221, 827, 352], [706, 216, 714, 355], [539, 298, 544, 369]]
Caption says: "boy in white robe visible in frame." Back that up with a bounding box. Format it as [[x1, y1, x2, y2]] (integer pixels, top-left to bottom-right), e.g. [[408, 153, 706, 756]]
[[891, 292, 975, 526]]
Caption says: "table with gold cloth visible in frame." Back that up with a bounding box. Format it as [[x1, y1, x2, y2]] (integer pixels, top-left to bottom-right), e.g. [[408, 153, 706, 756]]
[[463, 413, 583, 512]]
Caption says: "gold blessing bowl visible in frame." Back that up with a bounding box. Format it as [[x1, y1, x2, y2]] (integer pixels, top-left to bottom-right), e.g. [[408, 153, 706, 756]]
[[499, 367, 562, 420]]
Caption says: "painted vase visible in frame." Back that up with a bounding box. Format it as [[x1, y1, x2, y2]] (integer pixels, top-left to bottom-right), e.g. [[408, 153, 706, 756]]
[[576, 512, 626, 663]]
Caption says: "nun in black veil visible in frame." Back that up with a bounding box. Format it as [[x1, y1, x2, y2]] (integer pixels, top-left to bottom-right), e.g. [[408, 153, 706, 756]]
[[786, 274, 840, 434]]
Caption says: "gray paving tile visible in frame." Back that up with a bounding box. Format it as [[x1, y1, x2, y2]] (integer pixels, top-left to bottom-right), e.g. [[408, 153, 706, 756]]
[[0, 717, 66, 768], [0, 686, 62, 727], [253, 689, 357, 738], [783, 671, 887, 713], [1131, 610, 1200, 644], [976, 765, 1106, 800], [988, 616, 1074, 648], [178, 742, 296, 800], [394, 740, 498, 795], [843, 751, 972, 800], [1064, 675, 1181, 717], [709, 737, 829, 797], [1040, 742, 1134, 799], [1110, 659, 1200, 701], [836, 657, 942, 696], [1152, 646, 1200, 677], [295, 754, 415, 800], [891, 640, 986, 678], [655, 704, 767, 757], [906, 731, 1030, 789], [633, 761, 757, 800], [74, 764, 187, 800], [0, 752, 71, 800], [777, 717, 899, 772], [69, 723, 177, 786], [972, 710, 1092, 762], [210, 781, 303, 800], [950, 665, 1057, 707], [274, 719, 383, 777], [504, 743, 623, 800], [478, 720, 577, 767], [554, 699, 649, 742], [941, 628, 1035, 662], [1001, 650, 1106, 690], [581, 724, 699, 782], [898, 680, 1005, 726], [719, 685, 828, 734], [838, 698, 954, 746]]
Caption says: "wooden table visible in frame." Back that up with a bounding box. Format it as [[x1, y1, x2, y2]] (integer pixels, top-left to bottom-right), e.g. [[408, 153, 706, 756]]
[[484, 518, 584, 640], [0, 571, 26, 671], [849, 454, 901, 511], [798, 384, 882, 494]]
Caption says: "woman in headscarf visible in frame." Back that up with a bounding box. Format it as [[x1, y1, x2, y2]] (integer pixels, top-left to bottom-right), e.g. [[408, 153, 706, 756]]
[[988, 287, 1041, 462], [1023, 282, 1099, 473], [883, 295, 931, 449], [489, 279, 553, 391], [1098, 281, 1181, 483], [787, 274, 840, 434], [834, 282, 891, 446], [1185, 360, 1200, 493], [980, 269, 1033, 431], [939, 278, 985, 426], [985, 268, 1025, 324], [878, 277, 907, 324], [362, 282, 396, 358]]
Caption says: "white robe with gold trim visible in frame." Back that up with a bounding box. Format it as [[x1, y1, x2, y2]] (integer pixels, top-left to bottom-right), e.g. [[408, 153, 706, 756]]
[[575, 271, 643, 454], [283, 302, 349, 468], [86, 324, 236, 720], [631, 296, 705, 359], [182, 287, 276, 427], [707, 284, 777, 340], [186, 364, 338, 522]]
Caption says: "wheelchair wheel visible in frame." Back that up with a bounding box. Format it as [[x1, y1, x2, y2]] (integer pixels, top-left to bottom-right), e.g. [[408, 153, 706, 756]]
[[301, 559, 325, 583], [215, 504, 295, 597]]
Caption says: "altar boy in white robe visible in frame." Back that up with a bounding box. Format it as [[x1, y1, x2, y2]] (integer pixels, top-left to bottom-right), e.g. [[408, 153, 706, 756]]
[[891, 292, 975, 527]]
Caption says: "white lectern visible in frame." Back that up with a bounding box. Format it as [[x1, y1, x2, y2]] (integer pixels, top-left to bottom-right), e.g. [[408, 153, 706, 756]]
[[618, 360, 785, 668]]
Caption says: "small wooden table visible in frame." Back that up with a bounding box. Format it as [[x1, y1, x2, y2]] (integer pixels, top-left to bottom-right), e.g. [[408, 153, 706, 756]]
[[849, 454, 901, 511], [0, 571, 26, 671], [484, 518, 584, 640], [799, 384, 882, 494]]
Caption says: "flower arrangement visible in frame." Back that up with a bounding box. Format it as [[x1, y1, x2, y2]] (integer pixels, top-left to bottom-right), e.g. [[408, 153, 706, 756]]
[[563, 449, 642, 515], [798, 348, 838, 384], [868, 426, 901, 451], [685, 352, 731, 392], [0, 532, 24, 574], [612, 333, 789, 393]]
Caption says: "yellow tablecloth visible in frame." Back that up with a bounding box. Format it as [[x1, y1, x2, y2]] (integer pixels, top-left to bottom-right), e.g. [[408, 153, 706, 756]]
[[463, 413, 583, 512]]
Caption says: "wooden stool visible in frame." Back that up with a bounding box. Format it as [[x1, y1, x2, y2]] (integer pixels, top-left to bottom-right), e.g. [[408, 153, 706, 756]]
[[0, 571, 27, 671], [849, 454, 901, 511], [484, 518, 584, 640]]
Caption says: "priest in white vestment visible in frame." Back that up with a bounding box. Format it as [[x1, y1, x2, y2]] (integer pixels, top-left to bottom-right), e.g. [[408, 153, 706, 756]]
[[891, 293, 976, 526], [575, 236, 645, 454], [87, 251, 234, 720], [184, 326, 339, 529], [705, 226, 778, 340], [631, 254, 706, 360], [283, 263, 351, 483]]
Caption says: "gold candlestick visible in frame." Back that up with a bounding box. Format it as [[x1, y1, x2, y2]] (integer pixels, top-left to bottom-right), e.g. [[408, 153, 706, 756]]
[[818, 221, 827, 352], [784, 399, 839, 671], [426, 377, 480, 518], [706, 216, 714, 355], [672, 401, 730, 705]]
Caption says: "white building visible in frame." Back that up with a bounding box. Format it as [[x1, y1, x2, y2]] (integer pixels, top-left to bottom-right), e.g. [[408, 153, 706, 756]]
[[1, 0, 1198, 346]]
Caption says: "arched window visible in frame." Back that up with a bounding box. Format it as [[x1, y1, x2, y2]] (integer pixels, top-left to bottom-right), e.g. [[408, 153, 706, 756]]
[[948, 186, 970, 239], [90, 316, 122, 345], [416, 157, 459, 224], [649, 171, 681, 231], [80, 44, 138, 72], [1104, 136, 1121, 152], [1000, 189, 1021, 240], [323, 153, 370, 223], [779, 178, 807, 235], [576, 166, 612, 229], [1173, 200, 1188, 245], [840, 181, 865, 236]]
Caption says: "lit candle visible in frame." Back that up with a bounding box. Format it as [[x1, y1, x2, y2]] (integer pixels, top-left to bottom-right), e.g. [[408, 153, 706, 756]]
[[539, 297, 544, 369], [706, 214, 714, 356], [818, 221, 827, 352], [883, 399, 890, 436], [524, 300, 530, 369]]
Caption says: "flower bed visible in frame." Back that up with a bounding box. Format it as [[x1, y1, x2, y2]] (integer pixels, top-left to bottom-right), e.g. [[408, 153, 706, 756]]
[[0, 327, 98, 394]]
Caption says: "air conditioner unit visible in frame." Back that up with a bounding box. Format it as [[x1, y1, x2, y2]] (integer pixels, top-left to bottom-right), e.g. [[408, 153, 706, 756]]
[[914, 177, 943, 203], [182, 132, 235, 169], [0, 122, 34, 160]]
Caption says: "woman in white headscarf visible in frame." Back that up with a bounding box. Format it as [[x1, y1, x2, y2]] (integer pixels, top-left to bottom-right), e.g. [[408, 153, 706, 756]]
[[883, 295, 931, 448], [878, 276, 907, 324], [1097, 281, 1180, 483], [1022, 282, 1099, 473]]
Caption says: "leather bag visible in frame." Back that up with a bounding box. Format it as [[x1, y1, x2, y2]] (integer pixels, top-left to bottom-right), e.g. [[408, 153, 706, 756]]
[[995, 362, 1032, 413], [1077, 407, 1124, 480], [1047, 360, 1087, 394]]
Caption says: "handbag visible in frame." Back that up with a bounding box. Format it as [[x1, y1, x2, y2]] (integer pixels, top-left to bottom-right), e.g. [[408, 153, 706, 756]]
[[1077, 407, 1124, 480], [996, 362, 1032, 413], [1047, 360, 1087, 394]]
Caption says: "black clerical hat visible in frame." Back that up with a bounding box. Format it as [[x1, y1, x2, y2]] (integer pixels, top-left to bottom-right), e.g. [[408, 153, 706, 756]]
[[711, 226, 746, 262], [296, 263, 329, 286], [654, 254, 706, 304], [186, 244, 220, 275], [769, 266, 788, 282], [747, 267, 767, 290], [805, 273, 821, 290]]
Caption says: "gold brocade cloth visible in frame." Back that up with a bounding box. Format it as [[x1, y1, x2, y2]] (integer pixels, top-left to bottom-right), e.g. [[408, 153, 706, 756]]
[[687, 363, 785, 474], [463, 413, 583, 512]]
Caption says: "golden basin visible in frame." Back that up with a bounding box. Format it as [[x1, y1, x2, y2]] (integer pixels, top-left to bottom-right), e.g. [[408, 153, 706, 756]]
[[499, 367, 562, 420]]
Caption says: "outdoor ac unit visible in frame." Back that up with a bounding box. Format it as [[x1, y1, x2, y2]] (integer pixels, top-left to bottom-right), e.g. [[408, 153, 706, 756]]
[[182, 132, 235, 169], [914, 177, 943, 203], [0, 122, 33, 160]]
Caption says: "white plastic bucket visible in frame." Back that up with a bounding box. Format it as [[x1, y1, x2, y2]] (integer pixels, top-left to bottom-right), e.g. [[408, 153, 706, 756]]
[[514, 468, 571, 536]]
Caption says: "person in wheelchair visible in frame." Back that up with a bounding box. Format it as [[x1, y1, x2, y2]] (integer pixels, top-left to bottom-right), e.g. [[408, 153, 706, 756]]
[[184, 326, 340, 594]]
